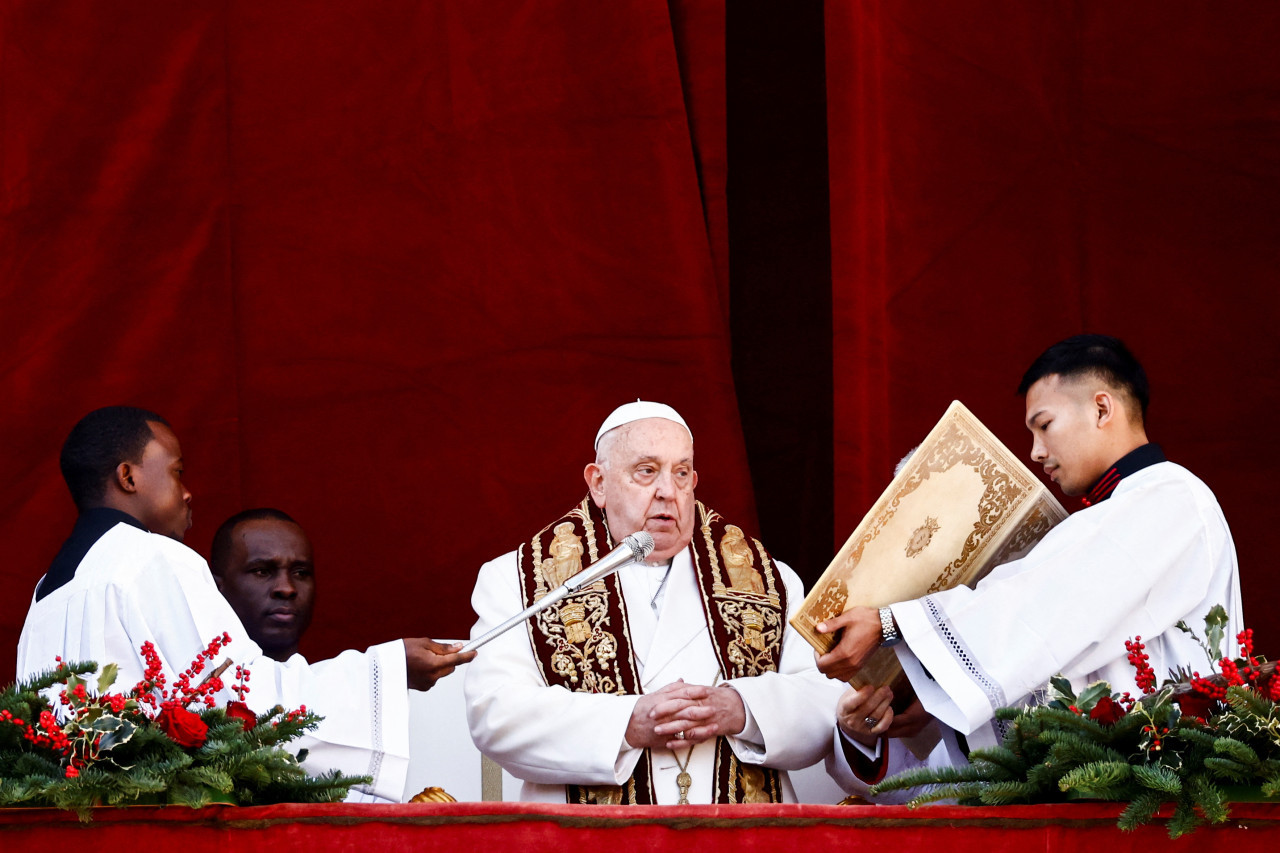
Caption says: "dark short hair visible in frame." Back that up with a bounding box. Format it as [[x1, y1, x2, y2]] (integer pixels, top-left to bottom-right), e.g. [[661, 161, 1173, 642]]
[[210, 508, 299, 576], [1017, 334, 1149, 417], [60, 406, 170, 511]]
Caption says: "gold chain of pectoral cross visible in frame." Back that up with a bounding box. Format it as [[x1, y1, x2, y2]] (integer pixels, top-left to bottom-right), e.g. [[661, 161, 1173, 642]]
[[673, 745, 694, 805], [671, 673, 722, 805]]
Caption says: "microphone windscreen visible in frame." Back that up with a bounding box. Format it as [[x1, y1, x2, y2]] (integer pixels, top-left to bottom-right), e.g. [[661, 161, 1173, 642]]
[[626, 531, 655, 559]]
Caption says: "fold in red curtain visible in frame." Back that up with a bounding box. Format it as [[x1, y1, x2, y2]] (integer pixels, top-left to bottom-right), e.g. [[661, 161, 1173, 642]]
[[0, 0, 737, 678], [827, 1, 1280, 643]]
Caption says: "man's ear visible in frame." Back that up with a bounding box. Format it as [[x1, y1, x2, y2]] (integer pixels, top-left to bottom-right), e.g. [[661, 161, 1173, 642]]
[[114, 462, 138, 495], [1093, 390, 1115, 428], [584, 463, 606, 506]]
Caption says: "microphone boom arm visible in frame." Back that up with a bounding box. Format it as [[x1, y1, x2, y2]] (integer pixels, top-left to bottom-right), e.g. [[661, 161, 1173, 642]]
[[459, 531, 655, 654]]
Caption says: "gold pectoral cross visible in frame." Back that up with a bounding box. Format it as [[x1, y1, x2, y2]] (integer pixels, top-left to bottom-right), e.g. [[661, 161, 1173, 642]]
[[676, 771, 692, 805]]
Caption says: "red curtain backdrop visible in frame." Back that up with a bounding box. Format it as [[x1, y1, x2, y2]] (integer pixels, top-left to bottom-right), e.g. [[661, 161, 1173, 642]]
[[0, 1, 740, 681], [829, 2, 1280, 645], [3, 1, 1278, 684]]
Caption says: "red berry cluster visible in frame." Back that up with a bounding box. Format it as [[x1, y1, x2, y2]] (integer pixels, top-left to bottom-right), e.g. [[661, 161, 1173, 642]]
[[134, 633, 236, 716], [274, 704, 309, 727], [1125, 637, 1157, 694], [1142, 723, 1171, 750], [232, 663, 252, 702], [132, 641, 168, 710], [5, 704, 96, 777], [1219, 658, 1245, 687], [1189, 672, 1228, 701]]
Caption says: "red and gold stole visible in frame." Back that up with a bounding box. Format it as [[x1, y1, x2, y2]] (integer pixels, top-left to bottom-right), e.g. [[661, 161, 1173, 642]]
[[516, 496, 789, 804]]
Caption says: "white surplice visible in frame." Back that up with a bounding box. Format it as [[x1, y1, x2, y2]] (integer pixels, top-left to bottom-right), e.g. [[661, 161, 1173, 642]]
[[17, 522, 410, 802], [889, 460, 1243, 750], [464, 548, 843, 803]]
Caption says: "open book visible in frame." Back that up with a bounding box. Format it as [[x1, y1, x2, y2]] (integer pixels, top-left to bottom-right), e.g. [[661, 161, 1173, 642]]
[[791, 401, 1068, 702]]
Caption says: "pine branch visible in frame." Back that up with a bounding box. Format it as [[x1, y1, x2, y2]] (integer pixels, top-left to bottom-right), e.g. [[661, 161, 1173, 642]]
[[968, 745, 1026, 776], [1214, 737, 1260, 767], [1167, 795, 1205, 839], [976, 780, 1038, 805], [1226, 684, 1274, 718], [1043, 730, 1128, 766], [1188, 775, 1229, 825], [1203, 756, 1253, 782], [872, 762, 998, 794], [1057, 760, 1134, 799], [1116, 790, 1165, 831], [905, 781, 987, 807], [1132, 763, 1181, 795]]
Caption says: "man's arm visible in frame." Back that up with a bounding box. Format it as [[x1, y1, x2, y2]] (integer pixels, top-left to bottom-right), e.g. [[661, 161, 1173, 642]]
[[405, 638, 474, 691], [814, 606, 883, 682], [826, 685, 966, 802]]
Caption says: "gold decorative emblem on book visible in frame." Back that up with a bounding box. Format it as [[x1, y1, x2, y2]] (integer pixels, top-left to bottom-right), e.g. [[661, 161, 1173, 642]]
[[905, 517, 940, 558]]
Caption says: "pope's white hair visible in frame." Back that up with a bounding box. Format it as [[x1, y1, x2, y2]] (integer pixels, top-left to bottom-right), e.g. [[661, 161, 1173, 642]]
[[594, 425, 623, 471]]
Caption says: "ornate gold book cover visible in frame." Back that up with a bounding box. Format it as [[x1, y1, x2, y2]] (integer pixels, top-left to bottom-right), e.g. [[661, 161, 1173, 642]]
[[791, 400, 1068, 694]]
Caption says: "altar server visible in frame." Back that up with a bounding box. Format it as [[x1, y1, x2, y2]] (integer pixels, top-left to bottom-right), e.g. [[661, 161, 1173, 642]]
[[822, 335, 1243, 793], [465, 401, 842, 804], [17, 406, 473, 802]]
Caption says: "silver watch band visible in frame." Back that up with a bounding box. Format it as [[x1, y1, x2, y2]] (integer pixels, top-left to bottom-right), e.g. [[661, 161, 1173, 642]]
[[879, 606, 901, 647]]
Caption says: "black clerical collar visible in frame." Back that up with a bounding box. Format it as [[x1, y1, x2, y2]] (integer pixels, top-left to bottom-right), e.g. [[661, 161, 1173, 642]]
[[1081, 443, 1166, 507], [36, 507, 150, 602]]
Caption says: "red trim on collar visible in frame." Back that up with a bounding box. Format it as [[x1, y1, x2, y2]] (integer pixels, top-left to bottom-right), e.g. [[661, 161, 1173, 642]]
[[1082, 468, 1121, 507]]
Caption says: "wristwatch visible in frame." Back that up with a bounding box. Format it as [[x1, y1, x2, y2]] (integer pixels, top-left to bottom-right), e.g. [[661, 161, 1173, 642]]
[[879, 607, 902, 647]]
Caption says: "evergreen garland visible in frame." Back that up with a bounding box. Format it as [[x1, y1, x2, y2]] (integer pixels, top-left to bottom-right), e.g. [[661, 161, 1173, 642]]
[[870, 606, 1280, 838], [0, 636, 369, 819]]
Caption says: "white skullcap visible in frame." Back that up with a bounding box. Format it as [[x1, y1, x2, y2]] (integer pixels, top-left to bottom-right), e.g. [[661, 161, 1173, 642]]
[[594, 400, 692, 450]]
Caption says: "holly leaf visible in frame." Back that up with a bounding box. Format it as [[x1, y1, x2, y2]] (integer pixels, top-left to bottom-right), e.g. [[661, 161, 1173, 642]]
[[92, 715, 136, 752], [1076, 682, 1112, 711], [1050, 675, 1076, 703], [1205, 605, 1229, 661], [96, 663, 119, 693]]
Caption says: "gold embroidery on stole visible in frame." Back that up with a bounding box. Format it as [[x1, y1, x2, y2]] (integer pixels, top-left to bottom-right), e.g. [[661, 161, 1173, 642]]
[[519, 498, 790, 804]]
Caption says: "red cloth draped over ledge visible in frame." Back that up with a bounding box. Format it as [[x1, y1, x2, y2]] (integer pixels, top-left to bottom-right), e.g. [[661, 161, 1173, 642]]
[[4, 802, 1280, 849]]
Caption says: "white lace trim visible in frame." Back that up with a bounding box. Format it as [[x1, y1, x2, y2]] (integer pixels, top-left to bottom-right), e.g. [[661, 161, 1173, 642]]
[[352, 652, 386, 797], [924, 594, 1008, 728]]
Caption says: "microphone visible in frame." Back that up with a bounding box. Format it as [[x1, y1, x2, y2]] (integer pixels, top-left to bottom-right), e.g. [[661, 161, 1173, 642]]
[[460, 531, 656, 654]]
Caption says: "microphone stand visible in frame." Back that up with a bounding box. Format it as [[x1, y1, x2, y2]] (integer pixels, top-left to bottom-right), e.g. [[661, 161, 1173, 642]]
[[460, 532, 654, 654]]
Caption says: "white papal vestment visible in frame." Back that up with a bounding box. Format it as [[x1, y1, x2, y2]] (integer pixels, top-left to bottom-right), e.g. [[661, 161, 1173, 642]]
[[465, 548, 843, 803], [17, 522, 410, 802]]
